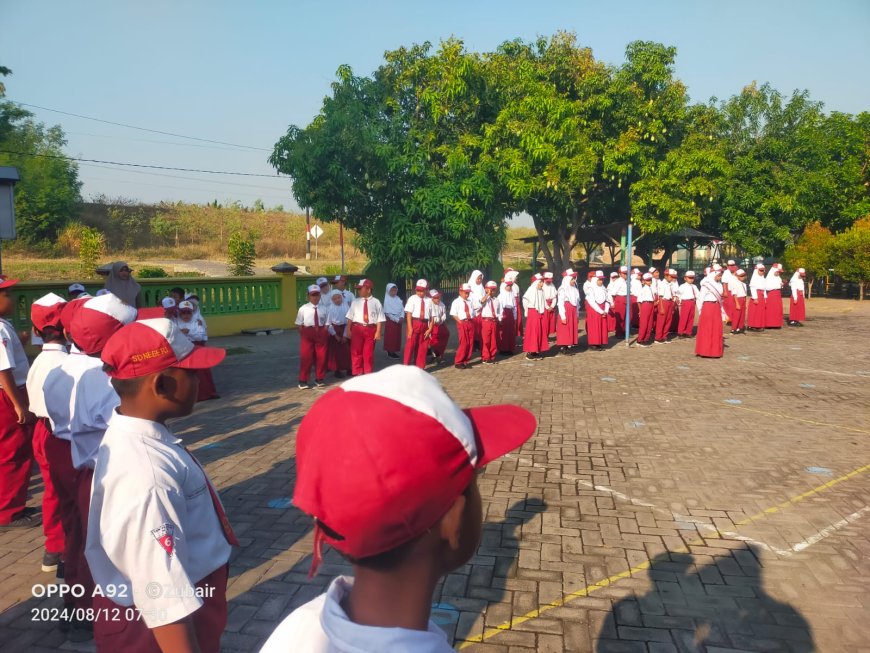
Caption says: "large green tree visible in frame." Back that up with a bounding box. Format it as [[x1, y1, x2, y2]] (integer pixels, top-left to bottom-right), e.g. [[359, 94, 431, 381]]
[[0, 67, 82, 244]]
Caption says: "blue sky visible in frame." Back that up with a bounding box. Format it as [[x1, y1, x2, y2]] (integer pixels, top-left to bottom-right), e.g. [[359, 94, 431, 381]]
[[2, 0, 868, 219]]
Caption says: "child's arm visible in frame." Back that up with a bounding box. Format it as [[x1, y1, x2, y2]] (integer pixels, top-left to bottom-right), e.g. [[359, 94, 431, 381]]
[[152, 618, 201, 653], [0, 370, 33, 424]]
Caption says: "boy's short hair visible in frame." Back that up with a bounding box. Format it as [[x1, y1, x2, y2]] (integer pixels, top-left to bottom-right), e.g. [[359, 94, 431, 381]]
[[170, 287, 185, 296], [35, 325, 65, 342], [106, 368, 148, 397]]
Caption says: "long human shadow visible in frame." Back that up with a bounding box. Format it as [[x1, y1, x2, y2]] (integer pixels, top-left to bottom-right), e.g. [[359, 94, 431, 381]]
[[596, 545, 815, 652], [445, 497, 548, 645]]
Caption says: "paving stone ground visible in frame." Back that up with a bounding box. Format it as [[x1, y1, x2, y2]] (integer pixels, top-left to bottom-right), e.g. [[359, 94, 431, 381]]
[[1, 297, 868, 652]]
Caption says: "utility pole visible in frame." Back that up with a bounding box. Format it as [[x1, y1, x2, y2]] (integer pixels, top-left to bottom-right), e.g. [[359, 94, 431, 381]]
[[305, 207, 312, 260]]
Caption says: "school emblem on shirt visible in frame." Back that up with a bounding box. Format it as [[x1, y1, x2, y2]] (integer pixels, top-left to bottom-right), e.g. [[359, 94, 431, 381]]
[[151, 523, 177, 556]]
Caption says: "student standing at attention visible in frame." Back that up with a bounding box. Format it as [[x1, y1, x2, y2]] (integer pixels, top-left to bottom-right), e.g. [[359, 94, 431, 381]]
[[326, 290, 352, 379], [585, 271, 610, 351], [258, 365, 536, 653], [522, 274, 548, 360], [788, 268, 807, 326], [654, 269, 676, 345], [382, 283, 404, 359], [403, 279, 433, 369], [556, 269, 580, 355], [26, 293, 68, 572], [428, 290, 449, 364], [636, 273, 656, 347], [87, 319, 232, 653], [695, 266, 728, 358], [729, 269, 748, 334], [747, 264, 767, 331], [496, 278, 517, 355], [345, 279, 384, 376], [676, 271, 698, 337], [449, 283, 475, 369], [479, 281, 502, 365], [295, 284, 329, 389], [542, 272, 558, 337], [0, 275, 36, 530]]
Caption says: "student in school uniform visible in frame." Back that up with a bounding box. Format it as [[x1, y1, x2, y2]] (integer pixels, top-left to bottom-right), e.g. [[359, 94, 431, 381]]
[[450, 283, 476, 369], [695, 266, 728, 358], [161, 296, 178, 319], [295, 285, 330, 389], [609, 266, 629, 335], [404, 279, 433, 369], [522, 274, 548, 359], [542, 272, 558, 336], [636, 273, 656, 347], [788, 268, 807, 326], [176, 301, 219, 401], [605, 272, 618, 333], [345, 279, 385, 376], [45, 293, 138, 639], [764, 264, 784, 329], [479, 281, 502, 365], [87, 319, 232, 653], [666, 269, 681, 335], [676, 271, 698, 337], [26, 293, 68, 572], [382, 283, 404, 359], [729, 269, 748, 334], [326, 290, 352, 378], [654, 269, 676, 345], [0, 276, 37, 530], [428, 290, 449, 363], [721, 259, 738, 324], [496, 279, 517, 355], [586, 271, 610, 351], [747, 263, 767, 331], [556, 269, 580, 355], [467, 271, 485, 350], [502, 270, 523, 338], [258, 365, 536, 653], [68, 283, 87, 300], [317, 276, 331, 297], [332, 275, 355, 307]]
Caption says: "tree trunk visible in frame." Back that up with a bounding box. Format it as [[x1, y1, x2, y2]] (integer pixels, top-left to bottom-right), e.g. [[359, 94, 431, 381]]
[[861, 281, 865, 301], [531, 215, 556, 273], [806, 277, 812, 299]]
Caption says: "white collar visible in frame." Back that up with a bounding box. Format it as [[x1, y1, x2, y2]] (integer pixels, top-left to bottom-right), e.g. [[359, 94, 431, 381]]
[[41, 343, 67, 352], [321, 576, 452, 652], [109, 410, 181, 445]]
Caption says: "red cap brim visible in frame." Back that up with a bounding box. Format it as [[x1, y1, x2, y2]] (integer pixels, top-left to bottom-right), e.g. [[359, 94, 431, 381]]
[[463, 405, 537, 468], [136, 307, 165, 320], [173, 345, 226, 371], [0, 278, 20, 290]]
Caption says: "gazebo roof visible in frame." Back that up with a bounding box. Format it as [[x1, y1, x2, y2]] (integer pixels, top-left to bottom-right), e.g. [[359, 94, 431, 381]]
[[516, 221, 720, 244]]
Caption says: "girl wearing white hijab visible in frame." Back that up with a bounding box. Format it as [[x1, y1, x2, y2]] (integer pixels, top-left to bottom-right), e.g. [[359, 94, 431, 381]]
[[764, 264, 784, 329], [788, 268, 807, 326], [382, 283, 404, 358], [522, 274, 548, 358], [747, 264, 767, 331], [103, 261, 142, 307], [695, 267, 727, 358], [496, 279, 518, 354], [556, 270, 580, 354], [586, 271, 610, 350], [467, 270, 485, 351], [501, 270, 523, 338]]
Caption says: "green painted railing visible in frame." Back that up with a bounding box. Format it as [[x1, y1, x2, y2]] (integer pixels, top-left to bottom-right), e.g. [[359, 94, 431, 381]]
[[10, 276, 282, 332]]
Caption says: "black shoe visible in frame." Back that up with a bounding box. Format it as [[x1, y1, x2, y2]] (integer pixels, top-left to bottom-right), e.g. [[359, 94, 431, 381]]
[[334, 371, 346, 379], [0, 511, 41, 529], [56, 559, 65, 581], [298, 383, 310, 390], [315, 380, 326, 388], [387, 352, 399, 359], [42, 550, 62, 573]]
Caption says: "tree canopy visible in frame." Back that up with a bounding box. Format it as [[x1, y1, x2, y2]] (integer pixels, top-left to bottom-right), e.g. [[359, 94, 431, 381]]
[[272, 34, 869, 277]]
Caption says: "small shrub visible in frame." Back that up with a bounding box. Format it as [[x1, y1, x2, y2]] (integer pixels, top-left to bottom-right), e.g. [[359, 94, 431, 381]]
[[57, 222, 86, 256], [323, 264, 342, 276], [136, 266, 169, 278], [78, 227, 106, 277], [227, 231, 256, 276]]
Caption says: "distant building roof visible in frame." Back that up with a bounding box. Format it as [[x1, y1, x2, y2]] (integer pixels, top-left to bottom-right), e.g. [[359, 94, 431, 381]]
[[0, 167, 21, 183]]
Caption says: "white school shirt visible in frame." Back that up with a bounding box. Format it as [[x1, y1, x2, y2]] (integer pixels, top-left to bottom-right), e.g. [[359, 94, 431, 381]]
[[637, 285, 655, 303], [629, 277, 642, 298], [721, 269, 734, 287], [258, 575, 453, 653], [346, 297, 386, 325], [677, 282, 698, 302], [658, 280, 674, 301], [404, 295, 432, 320], [44, 348, 118, 468], [557, 285, 580, 319], [86, 412, 232, 629], [728, 277, 747, 298], [542, 283, 558, 309], [608, 277, 627, 297], [430, 302, 447, 325], [497, 290, 517, 316], [449, 297, 474, 321], [479, 295, 502, 320], [176, 316, 207, 342], [325, 303, 349, 336], [26, 344, 68, 420], [0, 319, 30, 388], [650, 277, 661, 297], [296, 302, 329, 328], [587, 284, 609, 314]]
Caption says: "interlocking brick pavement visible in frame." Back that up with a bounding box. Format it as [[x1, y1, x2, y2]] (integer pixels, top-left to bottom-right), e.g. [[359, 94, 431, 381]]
[[0, 298, 868, 652]]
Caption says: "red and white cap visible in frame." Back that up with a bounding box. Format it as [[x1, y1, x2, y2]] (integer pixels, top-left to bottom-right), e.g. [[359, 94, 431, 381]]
[[543, 272, 554, 280], [161, 297, 177, 309], [798, 267, 805, 275], [648, 267, 657, 273], [306, 284, 321, 294], [727, 260, 737, 266], [619, 265, 628, 273], [642, 272, 653, 280], [293, 366, 536, 568], [669, 269, 678, 276], [685, 270, 696, 277], [532, 273, 544, 281], [774, 262, 783, 270], [415, 279, 429, 290], [31, 293, 67, 331], [712, 264, 723, 272], [485, 280, 498, 289], [178, 300, 195, 311], [429, 289, 441, 298], [316, 277, 329, 286], [756, 263, 766, 270], [632, 268, 641, 275], [59, 295, 91, 331], [356, 279, 373, 289], [0, 275, 19, 290], [594, 270, 604, 278], [102, 318, 225, 380], [736, 269, 746, 276], [69, 293, 138, 355], [460, 283, 472, 292], [610, 271, 618, 278]]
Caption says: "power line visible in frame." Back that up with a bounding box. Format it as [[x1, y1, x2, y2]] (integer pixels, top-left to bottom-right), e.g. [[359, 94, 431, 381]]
[[0, 149, 284, 178], [64, 130, 267, 153], [78, 162, 293, 192], [83, 175, 293, 202], [9, 100, 271, 151]]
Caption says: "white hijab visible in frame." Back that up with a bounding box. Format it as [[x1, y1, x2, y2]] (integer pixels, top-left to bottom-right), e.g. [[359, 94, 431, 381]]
[[789, 271, 805, 294], [765, 268, 783, 291], [589, 279, 608, 304], [522, 280, 546, 313], [700, 271, 723, 302], [749, 268, 766, 293], [558, 276, 580, 305], [467, 270, 485, 301], [383, 283, 404, 316], [500, 270, 520, 296]]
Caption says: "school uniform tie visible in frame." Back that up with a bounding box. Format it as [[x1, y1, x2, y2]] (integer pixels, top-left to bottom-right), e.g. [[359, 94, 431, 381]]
[[314, 306, 320, 327], [419, 299, 425, 319], [185, 448, 240, 546], [363, 298, 369, 323], [464, 301, 471, 320]]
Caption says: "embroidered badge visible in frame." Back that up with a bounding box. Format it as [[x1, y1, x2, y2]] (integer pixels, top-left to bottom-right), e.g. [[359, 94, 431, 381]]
[[151, 523, 177, 556]]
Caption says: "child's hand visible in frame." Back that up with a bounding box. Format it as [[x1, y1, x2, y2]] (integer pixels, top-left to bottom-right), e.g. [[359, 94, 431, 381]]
[[15, 405, 35, 425]]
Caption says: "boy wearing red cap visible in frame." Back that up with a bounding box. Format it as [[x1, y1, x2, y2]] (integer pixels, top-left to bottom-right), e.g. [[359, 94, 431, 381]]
[[344, 279, 385, 376], [449, 283, 475, 369], [479, 280, 502, 365], [0, 275, 37, 529], [259, 365, 536, 652], [295, 284, 330, 389], [403, 279, 433, 369], [427, 289, 449, 363], [87, 318, 232, 653], [26, 293, 69, 571]]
